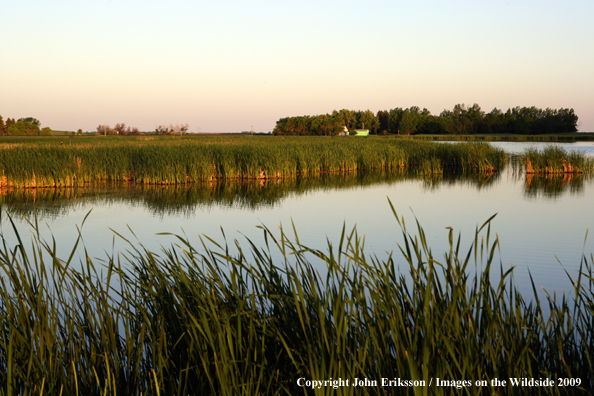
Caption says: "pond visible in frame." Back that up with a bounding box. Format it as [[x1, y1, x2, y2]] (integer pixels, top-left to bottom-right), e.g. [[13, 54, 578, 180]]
[[1, 141, 594, 299]]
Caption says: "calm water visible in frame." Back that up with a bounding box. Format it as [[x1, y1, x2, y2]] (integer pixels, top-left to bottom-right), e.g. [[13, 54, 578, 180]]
[[1, 141, 594, 298]]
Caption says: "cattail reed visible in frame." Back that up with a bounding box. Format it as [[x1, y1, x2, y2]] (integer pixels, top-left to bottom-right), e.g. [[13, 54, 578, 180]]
[[0, 200, 592, 395], [0, 136, 507, 188]]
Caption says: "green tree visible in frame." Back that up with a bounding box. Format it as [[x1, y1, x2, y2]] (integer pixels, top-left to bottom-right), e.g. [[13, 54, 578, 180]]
[[333, 109, 357, 132], [8, 121, 40, 135], [399, 110, 420, 135], [388, 108, 404, 134], [0, 116, 5, 135], [417, 115, 447, 134], [377, 110, 390, 134], [484, 108, 504, 134], [5, 118, 16, 131], [360, 109, 379, 134], [40, 127, 53, 136], [466, 103, 484, 134], [17, 117, 41, 127]]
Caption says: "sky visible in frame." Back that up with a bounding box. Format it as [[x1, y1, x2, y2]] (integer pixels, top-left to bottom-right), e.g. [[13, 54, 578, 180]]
[[1, 0, 593, 133]]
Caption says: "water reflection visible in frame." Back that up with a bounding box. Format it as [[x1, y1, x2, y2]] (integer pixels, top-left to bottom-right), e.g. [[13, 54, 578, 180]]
[[524, 173, 589, 199], [2, 169, 502, 220], [2, 161, 593, 220], [506, 153, 593, 199]]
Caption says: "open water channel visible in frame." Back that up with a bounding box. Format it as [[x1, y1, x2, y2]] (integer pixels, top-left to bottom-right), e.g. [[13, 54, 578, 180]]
[[1, 141, 594, 300]]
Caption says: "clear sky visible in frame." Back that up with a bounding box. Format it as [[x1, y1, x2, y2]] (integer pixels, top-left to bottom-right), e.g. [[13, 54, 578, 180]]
[[1, 0, 593, 132]]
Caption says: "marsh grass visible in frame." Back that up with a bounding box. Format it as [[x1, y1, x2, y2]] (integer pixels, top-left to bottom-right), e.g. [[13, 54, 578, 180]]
[[0, 201, 592, 395], [0, 136, 506, 188], [521, 146, 594, 175]]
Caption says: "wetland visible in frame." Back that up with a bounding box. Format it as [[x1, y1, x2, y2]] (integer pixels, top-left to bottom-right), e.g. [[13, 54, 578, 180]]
[[1, 137, 593, 395]]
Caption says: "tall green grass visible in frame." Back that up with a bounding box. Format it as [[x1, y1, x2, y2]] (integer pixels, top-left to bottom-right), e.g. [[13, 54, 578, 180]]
[[0, 202, 592, 395], [521, 146, 594, 175], [0, 136, 506, 187]]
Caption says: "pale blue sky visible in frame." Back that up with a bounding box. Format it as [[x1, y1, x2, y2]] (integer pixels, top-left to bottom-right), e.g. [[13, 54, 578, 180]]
[[1, 0, 593, 132]]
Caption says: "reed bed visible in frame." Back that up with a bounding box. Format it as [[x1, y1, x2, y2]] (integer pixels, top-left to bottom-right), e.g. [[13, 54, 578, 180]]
[[521, 146, 594, 175], [0, 136, 506, 187], [0, 203, 592, 395]]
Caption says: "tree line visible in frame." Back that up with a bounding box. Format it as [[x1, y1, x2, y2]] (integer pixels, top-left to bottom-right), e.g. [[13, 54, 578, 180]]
[[96, 123, 141, 136], [95, 123, 189, 135], [272, 104, 579, 136], [0, 115, 52, 136]]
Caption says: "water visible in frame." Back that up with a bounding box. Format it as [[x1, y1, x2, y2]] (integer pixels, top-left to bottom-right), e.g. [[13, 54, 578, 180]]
[[1, 142, 593, 300], [489, 140, 594, 156]]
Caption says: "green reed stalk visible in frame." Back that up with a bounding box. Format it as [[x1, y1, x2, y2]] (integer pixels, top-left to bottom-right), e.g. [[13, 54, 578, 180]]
[[0, 200, 592, 395], [521, 146, 594, 175], [0, 137, 506, 188]]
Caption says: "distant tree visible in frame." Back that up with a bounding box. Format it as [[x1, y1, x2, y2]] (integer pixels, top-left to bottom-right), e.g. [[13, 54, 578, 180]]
[[360, 110, 379, 134], [97, 125, 109, 136], [274, 104, 579, 136], [114, 123, 126, 135], [464, 104, 484, 134], [445, 104, 473, 134], [385, 107, 428, 135], [557, 108, 578, 133], [18, 117, 41, 127], [96, 124, 117, 135], [171, 123, 189, 135], [334, 109, 357, 131], [40, 127, 53, 136], [388, 108, 404, 134], [484, 108, 504, 134], [309, 115, 327, 136], [0, 116, 5, 135], [124, 126, 140, 135], [417, 115, 447, 134], [77, 129, 83, 135], [399, 110, 419, 135], [5, 118, 16, 132], [273, 116, 311, 135], [8, 121, 40, 135], [323, 116, 343, 136], [377, 110, 390, 134], [156, 125, 174, 135]]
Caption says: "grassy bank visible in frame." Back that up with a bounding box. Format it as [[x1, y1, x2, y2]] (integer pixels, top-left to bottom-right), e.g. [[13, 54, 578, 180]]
[[0, 205, 592, 395], [0, 136, 506, 187]]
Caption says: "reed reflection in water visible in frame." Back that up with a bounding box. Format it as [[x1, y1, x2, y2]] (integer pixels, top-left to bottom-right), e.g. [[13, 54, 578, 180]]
[[1, 164, 593, 305], [1, 169, 503, 221], [524, 172, 590, 199]]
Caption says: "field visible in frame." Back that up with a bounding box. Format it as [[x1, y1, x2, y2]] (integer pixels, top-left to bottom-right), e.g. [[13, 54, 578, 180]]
[[0, 205, 592, 395], [0, 136, 507, 188]]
